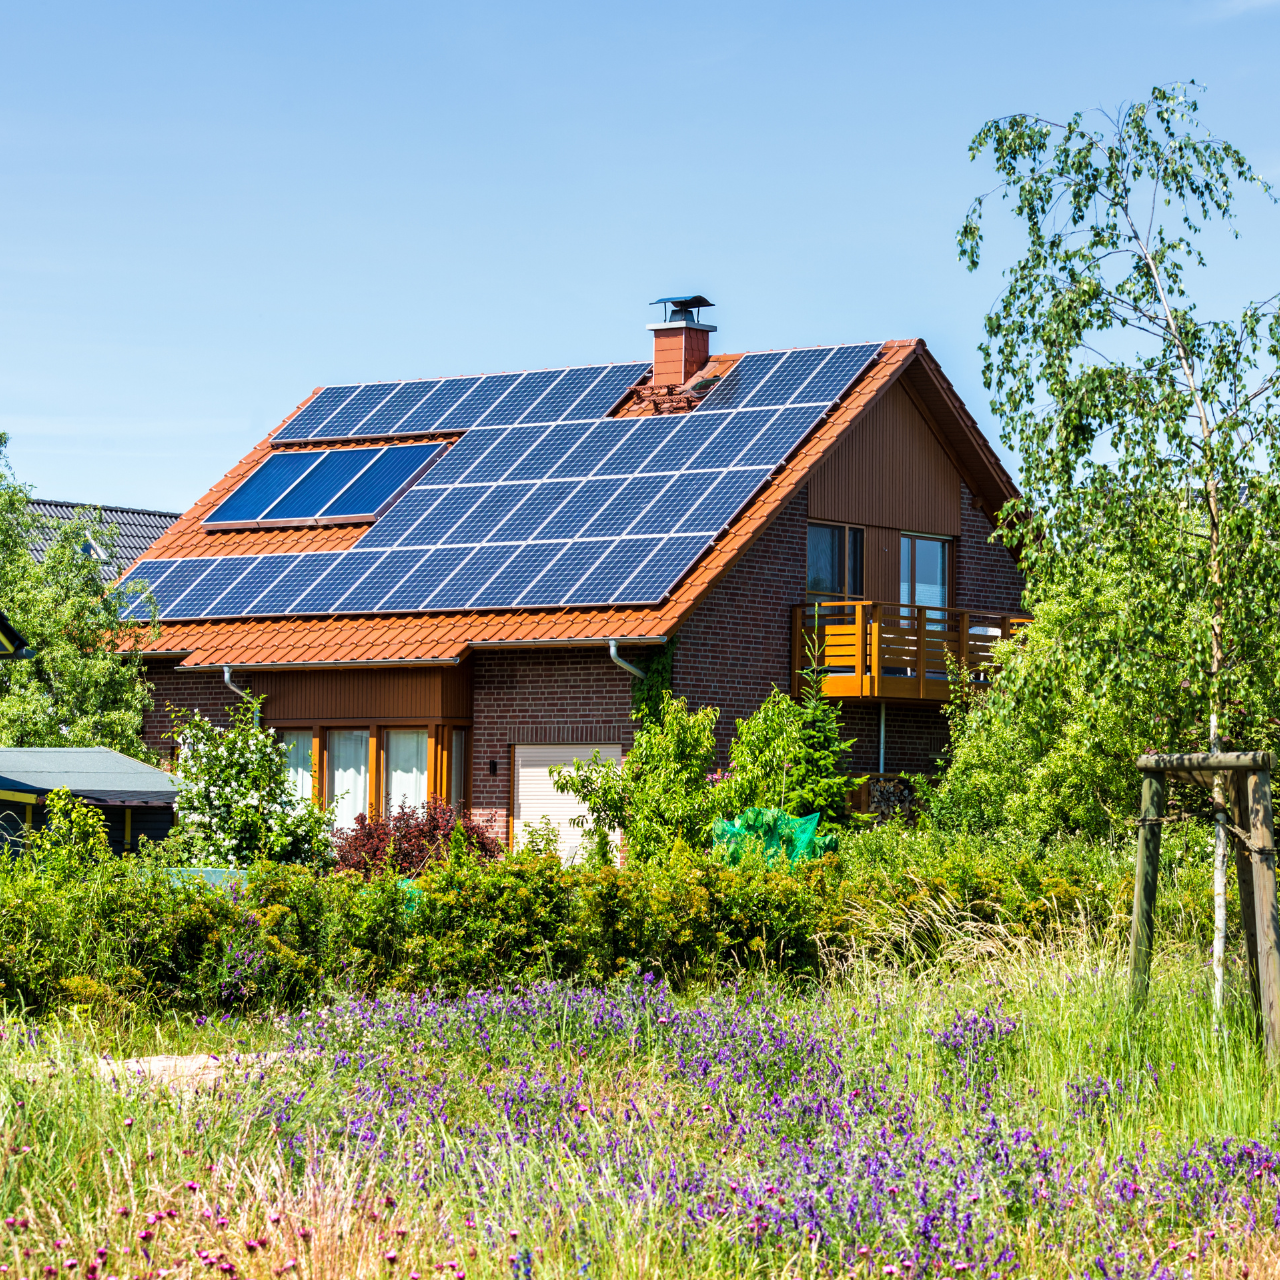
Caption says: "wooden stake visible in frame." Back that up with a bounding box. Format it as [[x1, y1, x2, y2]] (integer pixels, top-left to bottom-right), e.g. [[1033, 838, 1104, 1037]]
[[1128, 769, 1166, 1006], [1231, 771, 1264, 1042], [1248, 769, 1280, 1064]]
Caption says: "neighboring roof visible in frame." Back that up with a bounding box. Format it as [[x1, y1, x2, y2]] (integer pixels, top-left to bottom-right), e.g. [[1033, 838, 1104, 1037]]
[[30, 500, 180, 581], [124, 340, 1018, 669], [0, 746, 179, 806]]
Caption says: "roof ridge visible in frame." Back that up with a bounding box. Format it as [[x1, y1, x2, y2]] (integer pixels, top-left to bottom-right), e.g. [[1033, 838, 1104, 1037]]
[[31, 499, 182, 518]]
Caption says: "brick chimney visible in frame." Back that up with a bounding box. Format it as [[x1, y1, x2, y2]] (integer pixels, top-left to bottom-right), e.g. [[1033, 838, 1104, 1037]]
[[647, 295, 717, 386]]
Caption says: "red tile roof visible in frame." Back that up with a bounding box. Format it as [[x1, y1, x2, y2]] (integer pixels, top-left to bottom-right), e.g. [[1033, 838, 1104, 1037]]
[[128, 341, 1013, 669]]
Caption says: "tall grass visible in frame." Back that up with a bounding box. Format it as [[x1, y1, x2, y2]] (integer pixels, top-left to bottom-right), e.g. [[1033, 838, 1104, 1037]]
[[3, 926, 1279, 1280]]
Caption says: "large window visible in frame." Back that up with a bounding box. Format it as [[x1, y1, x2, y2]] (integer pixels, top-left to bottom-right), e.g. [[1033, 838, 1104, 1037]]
[[327, 729, 369, 827], [385, 729, 431, 810], [899, 535, 949, 608], [807, 524, 865, 599], [280, 730, 313, 803]]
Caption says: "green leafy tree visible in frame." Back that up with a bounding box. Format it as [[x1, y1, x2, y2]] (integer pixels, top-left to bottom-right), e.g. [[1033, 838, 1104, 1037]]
[[0, 465, 156, 755], [959, 82, 1280, 1009], [169, 695, 333, 869]]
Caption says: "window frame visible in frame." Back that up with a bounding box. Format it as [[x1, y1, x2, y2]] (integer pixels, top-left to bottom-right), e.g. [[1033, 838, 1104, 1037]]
[[898, 533, 953, 609], [806, 521, 867, 601]]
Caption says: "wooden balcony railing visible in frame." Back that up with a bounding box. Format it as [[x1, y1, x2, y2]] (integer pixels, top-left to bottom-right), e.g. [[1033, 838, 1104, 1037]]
[[790, 601, 1031, 703]]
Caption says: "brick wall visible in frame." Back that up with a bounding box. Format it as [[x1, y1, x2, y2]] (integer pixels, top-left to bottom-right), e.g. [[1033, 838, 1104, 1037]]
[[835, 699, 950, 777], [142, 660, 242, 758], [955, 483, 1025, 613], [671, 489, 809, 763], [470, 647, 637, 834]]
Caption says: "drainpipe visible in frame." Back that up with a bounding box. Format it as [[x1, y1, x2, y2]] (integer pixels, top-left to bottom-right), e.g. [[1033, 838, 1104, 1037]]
[[223, 665, 260, 727], [608, 640, 645, 680], [878, 703, 886, 775]]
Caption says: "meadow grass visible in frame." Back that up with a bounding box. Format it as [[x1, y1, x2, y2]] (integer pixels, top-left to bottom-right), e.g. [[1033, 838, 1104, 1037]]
[[2, 929, 1278, 1280]]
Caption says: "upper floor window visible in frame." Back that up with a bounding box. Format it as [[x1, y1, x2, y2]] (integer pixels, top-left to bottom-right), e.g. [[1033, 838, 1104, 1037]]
[[807, 523, 864, 599], [900, 535, 949, 608]]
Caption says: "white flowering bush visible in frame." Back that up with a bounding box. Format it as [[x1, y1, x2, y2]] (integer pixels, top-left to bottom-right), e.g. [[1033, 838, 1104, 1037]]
[[169, 696, 333, 869]]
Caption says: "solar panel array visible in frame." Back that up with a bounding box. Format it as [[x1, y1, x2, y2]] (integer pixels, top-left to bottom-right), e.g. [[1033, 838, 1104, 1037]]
[[121, 343, 880, 619], [205, 443, 443, 529], [272, 362, 650, 444]]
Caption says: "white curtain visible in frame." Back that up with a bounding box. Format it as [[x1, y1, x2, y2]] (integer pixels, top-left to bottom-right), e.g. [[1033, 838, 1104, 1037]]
[[385, 730, 431, 811], [280, 730, 312, 804], [327, 730, 369, 827]]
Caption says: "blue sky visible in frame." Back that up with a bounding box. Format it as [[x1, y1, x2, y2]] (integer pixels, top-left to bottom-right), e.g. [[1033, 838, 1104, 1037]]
[[1, 0, 1279, 511]]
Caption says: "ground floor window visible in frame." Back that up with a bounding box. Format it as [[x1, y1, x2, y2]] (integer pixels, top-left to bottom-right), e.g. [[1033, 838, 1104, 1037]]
[[327, 730, 369, 827], [280, 729, 313, 803], [513, 743, 622, 861], [385, 729, 431, 810]]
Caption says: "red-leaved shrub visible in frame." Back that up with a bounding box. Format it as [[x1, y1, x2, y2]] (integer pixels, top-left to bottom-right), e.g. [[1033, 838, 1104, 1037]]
[[331, 798, 503, 877]]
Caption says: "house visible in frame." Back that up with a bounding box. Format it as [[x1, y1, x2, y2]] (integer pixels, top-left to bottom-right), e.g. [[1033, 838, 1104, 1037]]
[[0, 746, 178, 853], [30, 499, 180, 582], [115, 298, 1024, 853]]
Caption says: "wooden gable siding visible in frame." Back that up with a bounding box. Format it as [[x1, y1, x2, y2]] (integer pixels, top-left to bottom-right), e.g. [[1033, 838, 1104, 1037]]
[[250, 661, 473, 726], [808, 381, 961, 538]]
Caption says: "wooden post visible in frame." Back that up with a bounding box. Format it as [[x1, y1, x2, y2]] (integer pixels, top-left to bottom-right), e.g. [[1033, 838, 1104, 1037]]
[[915, 606, 926, 699], [870, 604, 881, 698], [1128, 769, 1166, 1005], [1231, 771, 1264, 1041], [1247, 769, 1280, 1064]]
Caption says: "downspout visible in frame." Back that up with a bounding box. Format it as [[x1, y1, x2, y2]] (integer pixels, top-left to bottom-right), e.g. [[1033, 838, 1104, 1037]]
[[608, 640, 645, 680], [223, 665, 260, 727], [879, 703, 886, 775]]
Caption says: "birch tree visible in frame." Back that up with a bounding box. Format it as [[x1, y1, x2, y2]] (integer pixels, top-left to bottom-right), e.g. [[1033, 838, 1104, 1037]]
[[959, 84, 1280, 1017]]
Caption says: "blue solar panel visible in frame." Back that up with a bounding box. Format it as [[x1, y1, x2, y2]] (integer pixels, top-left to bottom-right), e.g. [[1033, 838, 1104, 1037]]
[[354, 381, 439, 436], [538, 478, 624, 540], [167, 557, 258, 619], [697, 352, 786, 411], [435, 374, 521, 432], [318, 443, 442, 520], [380, 546, 473, 611], [521, 366, 603, 424], [734, 404, 823, 467], [469, 541, 566, 607], [477, 370, 562, 427], [506, 421, 593, 480], [615, 534, 708, 603], [116, 559, 177, 618], [162, 345, 883, 619], [464, 425, 548, 482], [791, 342, 879, 405], [443, 484, 534, 545], [487, 480, 577, 541], [580, 474, 670, 537], [563, 536, 662, 605], [312, 384, 401, 439], [397, 377, 481, 432], [290, 551, 385, 613], [147, 558, 216, 614], [567, 362, 648, 419], [260, 449, 377, 523], [274, 385, 359, 441], [516, 539, 608, 607], [677, 468, 769, 534], [214, 554, 301, 615], [428, 543, 517, 608], [206, 452, 321, 526], [337, 548, 426, 611], [247, 553, 343, 615]]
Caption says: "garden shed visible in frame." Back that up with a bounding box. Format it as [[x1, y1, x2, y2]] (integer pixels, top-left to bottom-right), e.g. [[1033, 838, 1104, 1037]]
[[0, 746, 178, 854]]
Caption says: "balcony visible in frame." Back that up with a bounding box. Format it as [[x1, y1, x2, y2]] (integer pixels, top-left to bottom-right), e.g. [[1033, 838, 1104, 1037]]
[[790, 601, 1031, 703]]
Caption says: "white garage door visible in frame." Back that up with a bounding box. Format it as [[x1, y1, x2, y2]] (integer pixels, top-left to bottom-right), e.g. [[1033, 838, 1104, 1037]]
[[513, 743, 623, 862]]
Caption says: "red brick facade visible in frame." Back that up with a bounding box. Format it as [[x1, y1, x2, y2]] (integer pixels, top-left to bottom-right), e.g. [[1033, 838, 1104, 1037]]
[[671, 489, 808, 761], [955, 483, 1025, 613], [143, 659, 242, 759], [469, 647, 637, 833]]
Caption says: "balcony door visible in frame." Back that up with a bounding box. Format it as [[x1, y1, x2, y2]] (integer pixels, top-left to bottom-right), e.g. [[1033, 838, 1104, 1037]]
[[900, 535, 949, 609]]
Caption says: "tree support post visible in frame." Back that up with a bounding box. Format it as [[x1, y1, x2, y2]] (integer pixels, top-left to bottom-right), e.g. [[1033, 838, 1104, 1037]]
[[1128, 769, 1165, 1006], [1247, 769, 1280, 1064], [1230, 771, 1264, 1042]]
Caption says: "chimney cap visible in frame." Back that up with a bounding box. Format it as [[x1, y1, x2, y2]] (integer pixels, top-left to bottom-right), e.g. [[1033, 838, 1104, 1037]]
[[650, 294, 714, 309]]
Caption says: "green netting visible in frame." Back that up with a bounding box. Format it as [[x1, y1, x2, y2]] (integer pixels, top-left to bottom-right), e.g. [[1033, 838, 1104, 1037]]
[[712, 807, 836, 867]]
